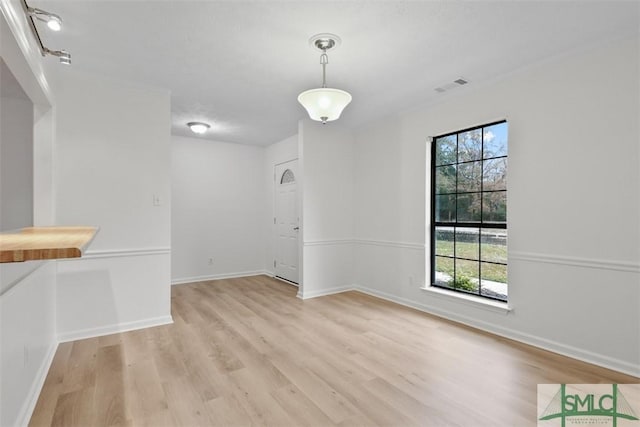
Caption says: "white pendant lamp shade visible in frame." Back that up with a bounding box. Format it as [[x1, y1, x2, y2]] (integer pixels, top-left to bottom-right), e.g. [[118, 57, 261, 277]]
[[297, 88, 352, 123], [298, 34, 352, 124]]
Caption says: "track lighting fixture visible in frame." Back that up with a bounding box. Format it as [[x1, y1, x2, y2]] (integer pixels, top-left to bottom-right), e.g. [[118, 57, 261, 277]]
[[21, 0, 71, 65]]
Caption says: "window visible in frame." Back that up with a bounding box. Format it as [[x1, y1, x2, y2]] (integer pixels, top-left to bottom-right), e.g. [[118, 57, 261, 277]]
[[430, 121, 508, 301], [280, 169, 295, 184]]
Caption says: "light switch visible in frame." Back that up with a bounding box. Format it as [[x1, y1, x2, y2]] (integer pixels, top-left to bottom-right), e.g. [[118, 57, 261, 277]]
[[153, 194, 161, 206]]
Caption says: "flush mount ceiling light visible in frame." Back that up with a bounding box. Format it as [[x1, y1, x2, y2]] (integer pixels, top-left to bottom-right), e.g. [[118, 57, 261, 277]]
[[21, 0, 71, 65], [298, 33, 352, 124], [187, 122, 210, 134]]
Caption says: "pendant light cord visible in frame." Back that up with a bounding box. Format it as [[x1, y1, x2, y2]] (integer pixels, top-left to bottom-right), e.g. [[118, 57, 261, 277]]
[[320, 50, 328, 88]]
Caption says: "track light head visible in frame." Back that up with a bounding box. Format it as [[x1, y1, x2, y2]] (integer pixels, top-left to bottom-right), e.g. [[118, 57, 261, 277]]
[[44, 48, 71, 65], [28, 7, 62, 31], [46, 14, 62, 31], [59, 51, 71, 65]]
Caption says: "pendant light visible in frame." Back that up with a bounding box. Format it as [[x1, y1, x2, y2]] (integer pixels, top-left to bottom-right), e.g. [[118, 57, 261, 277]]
[[298, 34, 352, 124]]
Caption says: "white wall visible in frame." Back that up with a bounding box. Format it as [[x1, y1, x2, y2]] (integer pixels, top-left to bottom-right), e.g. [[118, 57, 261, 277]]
[[32, 105, 54, 226], [299, 120, 355, 298], [0, 66, 33, 231], [352, 36, 640, 376], [51, 67, 172, 341], [171, 135, 265, 283], [0, 2, 57, 425], [0, 262, 56, 427], [264, 134, 298, 276]]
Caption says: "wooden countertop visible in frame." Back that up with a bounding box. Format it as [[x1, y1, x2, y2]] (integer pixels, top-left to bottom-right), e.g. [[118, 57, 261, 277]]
[[0, 226, 98, 263]]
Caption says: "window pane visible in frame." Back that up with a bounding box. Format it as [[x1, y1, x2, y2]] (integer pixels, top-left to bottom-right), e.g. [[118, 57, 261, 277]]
[[457, 161, 481, 192], [458, 129, 482, 162], [482, 191, 506, 223], [480, 263, 507, 301], [431, 121, 507, 302], [434, 256, 454, 286], [480, 229, 507, 264], [483, 158, 507, 191], [435, 135, 457, 165], [483, 123, 508, 159], [455, 227, 479, 260], [435, 227, 454, 256], [435, 195, 456, 222], [435, 165, 456, 194], [454, 259, 479, 294], [457, 193, 481, 222]]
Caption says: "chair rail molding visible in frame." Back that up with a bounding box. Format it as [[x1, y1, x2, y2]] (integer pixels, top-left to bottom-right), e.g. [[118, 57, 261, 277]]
[[509, 251, 640, 273]]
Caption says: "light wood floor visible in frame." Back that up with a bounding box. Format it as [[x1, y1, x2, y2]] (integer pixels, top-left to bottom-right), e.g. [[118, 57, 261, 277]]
[[30, 276, 637, 426]]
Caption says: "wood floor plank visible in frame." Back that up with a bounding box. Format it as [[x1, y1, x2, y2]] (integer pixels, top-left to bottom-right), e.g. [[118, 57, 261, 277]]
[[271, 383, 336, 426], [227, 368, 296, 426], [196, 325, 246, 374], [92, 344, 128, 426], [146, 325, 188, 383], [30, 275, 639, 427], [162, 375, 214, 427], [179, 329, 235, 402], [269, 355, 361, 424], [49, 388, 94, 427], [28, 342, 74, 427], [205, 393, 253, 427], [122, 357, 168, 424], [302, 354, 419, 426], [121, 328, 152, 366], [60, 339, 99, 394]]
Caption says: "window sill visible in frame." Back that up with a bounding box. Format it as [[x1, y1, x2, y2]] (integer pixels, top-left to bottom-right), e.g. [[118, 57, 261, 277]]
[[420, 285, 512, 314]]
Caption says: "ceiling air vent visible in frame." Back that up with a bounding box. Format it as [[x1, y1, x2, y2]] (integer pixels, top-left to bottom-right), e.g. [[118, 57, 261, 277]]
[[434, 77, 470, 93]]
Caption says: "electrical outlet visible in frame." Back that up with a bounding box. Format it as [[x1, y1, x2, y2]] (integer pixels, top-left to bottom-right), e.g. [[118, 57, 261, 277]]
[[208, 258, 214, 265]]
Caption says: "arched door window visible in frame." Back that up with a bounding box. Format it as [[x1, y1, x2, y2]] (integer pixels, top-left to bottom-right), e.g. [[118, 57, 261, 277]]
[[280, 169, 295, 184]]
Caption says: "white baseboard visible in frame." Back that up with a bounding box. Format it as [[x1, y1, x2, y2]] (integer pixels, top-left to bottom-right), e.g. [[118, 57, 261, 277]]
[[15, 341, 57, 427], [171, 270, 270, 285], [352, 284, 640, 378], [299, 285, 353, 300], [57, 315, 173, 343]]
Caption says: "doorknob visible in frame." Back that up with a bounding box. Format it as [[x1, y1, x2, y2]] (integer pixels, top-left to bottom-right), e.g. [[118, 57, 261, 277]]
[[293, 227, 299, 230]]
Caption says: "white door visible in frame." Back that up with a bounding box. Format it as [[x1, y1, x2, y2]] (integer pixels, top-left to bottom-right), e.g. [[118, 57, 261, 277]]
[[274, 160, 299, 284]]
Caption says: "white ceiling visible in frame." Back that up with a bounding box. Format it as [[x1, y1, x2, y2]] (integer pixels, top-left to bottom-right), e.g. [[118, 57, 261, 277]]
[[34, 1, 638, 146]]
